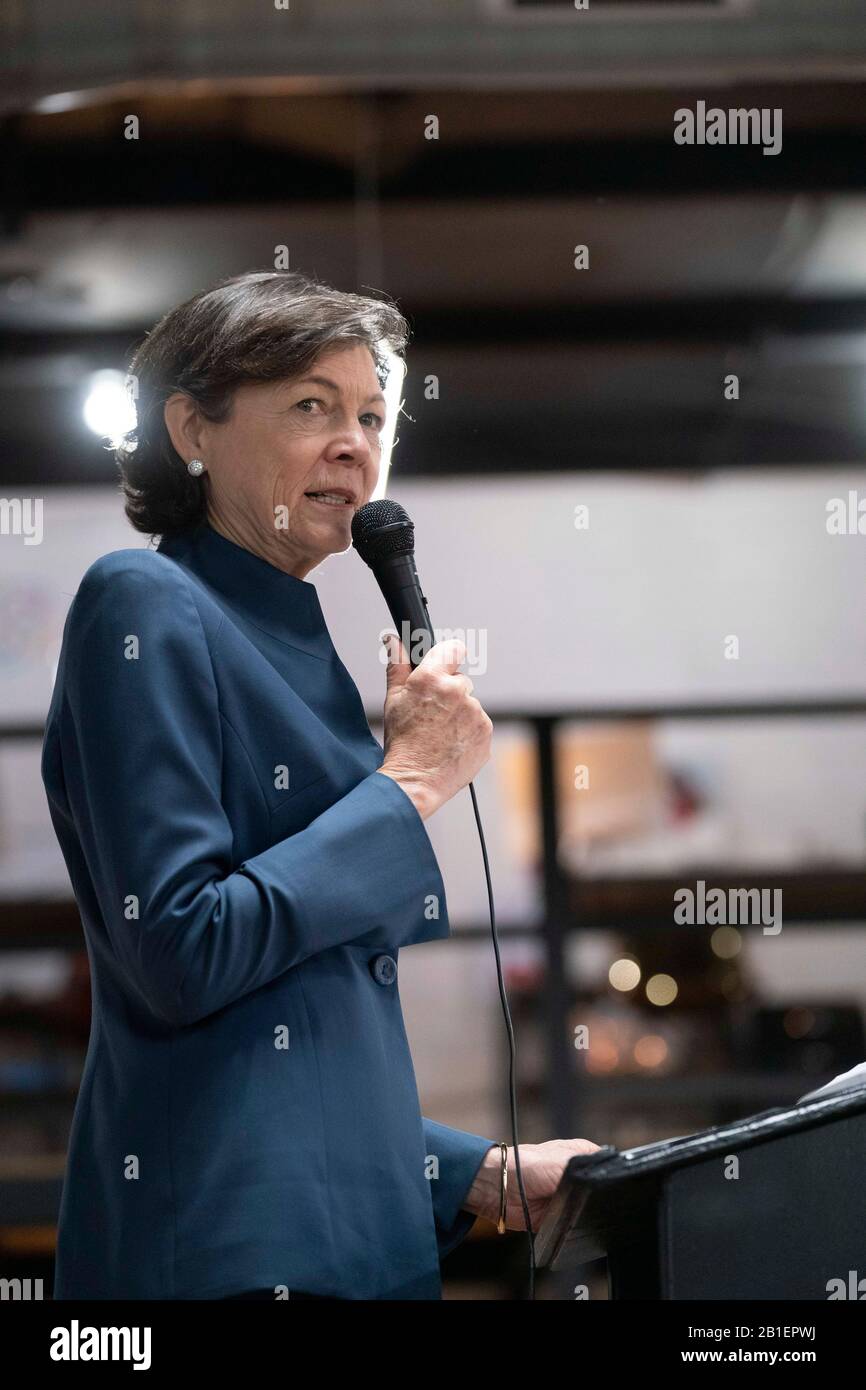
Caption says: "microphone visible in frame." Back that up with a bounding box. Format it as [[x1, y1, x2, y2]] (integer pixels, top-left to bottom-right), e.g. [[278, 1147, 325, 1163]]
[[351, 499, 435, 668]]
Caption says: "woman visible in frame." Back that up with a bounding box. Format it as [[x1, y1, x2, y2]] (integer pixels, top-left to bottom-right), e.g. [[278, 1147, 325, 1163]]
[[41, 270, 598, 1301]]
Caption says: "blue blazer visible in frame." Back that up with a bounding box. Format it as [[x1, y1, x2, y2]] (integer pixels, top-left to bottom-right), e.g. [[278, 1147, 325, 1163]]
[[41, 517, 495, 1300]]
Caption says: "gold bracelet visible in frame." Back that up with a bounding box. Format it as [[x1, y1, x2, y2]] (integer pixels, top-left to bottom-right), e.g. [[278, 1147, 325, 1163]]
[[496, 1142, 508, 1234]]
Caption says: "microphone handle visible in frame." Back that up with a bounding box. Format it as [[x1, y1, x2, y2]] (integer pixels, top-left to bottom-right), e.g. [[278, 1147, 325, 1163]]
[[375, 552, 435, 669]]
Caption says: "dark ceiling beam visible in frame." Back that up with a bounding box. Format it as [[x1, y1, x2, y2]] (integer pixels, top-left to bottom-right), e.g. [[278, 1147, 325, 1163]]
[[410, 298, 866, 343], [6, 297, 866, 352], [3, 128, 866, 210]]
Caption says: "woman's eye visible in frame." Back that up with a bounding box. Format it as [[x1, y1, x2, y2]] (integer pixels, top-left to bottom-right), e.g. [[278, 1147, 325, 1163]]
[[295, 398, 382, 430]]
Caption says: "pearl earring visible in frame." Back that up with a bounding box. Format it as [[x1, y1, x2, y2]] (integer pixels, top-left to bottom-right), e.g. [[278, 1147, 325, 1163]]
[[187, 459, 205, 477]]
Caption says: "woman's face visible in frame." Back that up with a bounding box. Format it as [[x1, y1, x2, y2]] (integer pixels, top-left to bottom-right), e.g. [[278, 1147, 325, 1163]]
[[167, 341, 387, 578]]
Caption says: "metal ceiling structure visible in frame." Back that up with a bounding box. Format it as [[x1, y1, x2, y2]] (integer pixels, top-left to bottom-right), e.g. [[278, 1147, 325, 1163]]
[[3, 0, 866, 113], [2, 6, 866, 483]]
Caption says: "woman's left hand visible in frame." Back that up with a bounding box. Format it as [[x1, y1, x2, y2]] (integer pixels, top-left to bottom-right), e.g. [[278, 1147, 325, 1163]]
[[463, 1138, 602, 1231]]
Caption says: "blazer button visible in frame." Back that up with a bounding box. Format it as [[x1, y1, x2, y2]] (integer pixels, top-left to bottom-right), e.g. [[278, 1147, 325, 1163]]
[[370, 954, 397, 986]]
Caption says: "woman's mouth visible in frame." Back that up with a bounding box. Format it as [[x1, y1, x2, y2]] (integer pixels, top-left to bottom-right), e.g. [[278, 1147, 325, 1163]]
[[304, 492, 353, 508]]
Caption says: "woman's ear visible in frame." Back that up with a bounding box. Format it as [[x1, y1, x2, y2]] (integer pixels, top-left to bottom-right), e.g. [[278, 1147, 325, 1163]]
[[163, 392, 205, 463]]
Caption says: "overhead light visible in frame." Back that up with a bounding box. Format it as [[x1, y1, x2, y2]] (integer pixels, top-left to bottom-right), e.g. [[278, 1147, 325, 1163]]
[[646, 973, 678, 1007], [609, 957, 641, 992], [82, 370, 136, 448], [32, 90, 91, 114], [710, 925, 742, 959]]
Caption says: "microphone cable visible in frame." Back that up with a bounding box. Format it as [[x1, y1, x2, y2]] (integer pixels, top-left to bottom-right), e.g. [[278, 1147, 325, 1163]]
[[353, 497, 536, 1298], [467, 777, 536, 1300]]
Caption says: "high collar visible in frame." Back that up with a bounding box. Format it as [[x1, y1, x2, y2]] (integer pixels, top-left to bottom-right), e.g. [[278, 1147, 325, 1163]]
[[156, 519, 332, 656]]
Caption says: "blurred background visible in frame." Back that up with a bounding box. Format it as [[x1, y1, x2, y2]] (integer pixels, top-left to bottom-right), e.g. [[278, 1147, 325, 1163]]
[[2, 0, 866, 1300]]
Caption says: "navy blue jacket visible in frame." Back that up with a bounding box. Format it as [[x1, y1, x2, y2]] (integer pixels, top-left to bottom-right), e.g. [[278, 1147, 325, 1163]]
[[41, 517, 495, 1299]]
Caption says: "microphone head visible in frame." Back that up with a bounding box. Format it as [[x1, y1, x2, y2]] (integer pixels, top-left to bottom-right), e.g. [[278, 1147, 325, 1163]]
[[351, 499, 415, 567]]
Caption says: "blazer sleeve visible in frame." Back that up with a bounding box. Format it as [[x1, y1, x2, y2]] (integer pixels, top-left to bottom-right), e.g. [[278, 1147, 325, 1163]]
[[423, 1118, 497, 1259], [49, 556, 453, 1028]]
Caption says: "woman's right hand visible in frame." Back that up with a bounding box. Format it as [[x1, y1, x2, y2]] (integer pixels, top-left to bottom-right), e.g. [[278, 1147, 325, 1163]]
[[463, 1139, 603, 1230], [377, 633, 493, 820]]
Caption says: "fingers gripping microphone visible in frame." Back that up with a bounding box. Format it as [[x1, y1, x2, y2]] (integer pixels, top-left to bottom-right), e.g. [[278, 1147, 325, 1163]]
[[351, 495, 537, 1298], [351, 499, 435, 668]]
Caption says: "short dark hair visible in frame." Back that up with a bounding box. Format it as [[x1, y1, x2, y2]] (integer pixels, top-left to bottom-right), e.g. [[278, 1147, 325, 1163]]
[[116, 269, 409, 539]]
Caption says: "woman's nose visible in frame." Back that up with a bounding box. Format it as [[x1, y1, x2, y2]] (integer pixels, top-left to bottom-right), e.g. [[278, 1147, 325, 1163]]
[[331, 423, 375, 458]]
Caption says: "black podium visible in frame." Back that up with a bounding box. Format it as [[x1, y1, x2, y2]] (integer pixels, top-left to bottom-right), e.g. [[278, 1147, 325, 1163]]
[[533, 1081, 866, 1299]]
